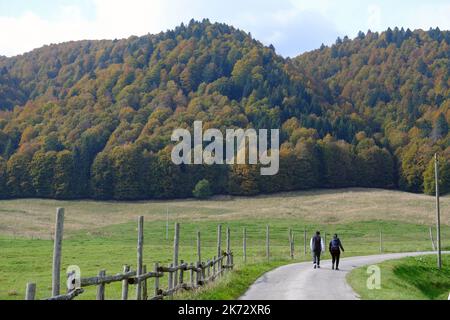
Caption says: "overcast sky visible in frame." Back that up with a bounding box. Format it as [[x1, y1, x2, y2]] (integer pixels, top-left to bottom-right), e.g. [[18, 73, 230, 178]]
[[1, 0, 450, 58]]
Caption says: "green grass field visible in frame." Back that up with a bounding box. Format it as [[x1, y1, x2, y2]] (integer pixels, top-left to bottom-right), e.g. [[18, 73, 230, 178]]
[[0, 188, 448, 300], [347, 255, 450, 300]]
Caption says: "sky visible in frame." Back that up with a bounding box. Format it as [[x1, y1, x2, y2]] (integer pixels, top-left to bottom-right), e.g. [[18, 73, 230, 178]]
[[0, 0, 450, 58]]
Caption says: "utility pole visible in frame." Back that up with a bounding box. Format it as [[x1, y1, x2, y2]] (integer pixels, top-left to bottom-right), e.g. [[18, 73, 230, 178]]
[[435, 153, 442, 270]]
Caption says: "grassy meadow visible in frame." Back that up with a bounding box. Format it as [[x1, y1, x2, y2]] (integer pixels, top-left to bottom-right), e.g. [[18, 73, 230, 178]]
[[0, 188, 449, 300]]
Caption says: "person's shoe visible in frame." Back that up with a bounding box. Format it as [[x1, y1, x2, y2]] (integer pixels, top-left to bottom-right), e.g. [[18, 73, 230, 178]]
[[332, 265, 335, 270], [317, 265, 321, 269], [314, 264, 317, 269], [336, 268, 339, 271]]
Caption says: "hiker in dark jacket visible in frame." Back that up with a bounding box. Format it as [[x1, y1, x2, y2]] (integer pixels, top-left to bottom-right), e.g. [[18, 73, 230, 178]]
[[329, 234, 345, 270], [310, 231, 325, 269]]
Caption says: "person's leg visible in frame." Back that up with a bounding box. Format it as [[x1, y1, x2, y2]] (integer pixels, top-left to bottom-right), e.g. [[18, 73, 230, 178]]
[[331, 252, 336, 270], [313, 252, 317, 268], [317, 251, 321, 268]]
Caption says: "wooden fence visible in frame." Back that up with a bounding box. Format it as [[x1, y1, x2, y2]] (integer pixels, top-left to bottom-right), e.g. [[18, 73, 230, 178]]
[[24, 209, 234, 300], [23, 208, 440, 300]]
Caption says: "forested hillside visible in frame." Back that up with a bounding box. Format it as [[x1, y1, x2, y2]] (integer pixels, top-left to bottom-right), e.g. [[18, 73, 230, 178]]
[[0, 20, 448, 200]]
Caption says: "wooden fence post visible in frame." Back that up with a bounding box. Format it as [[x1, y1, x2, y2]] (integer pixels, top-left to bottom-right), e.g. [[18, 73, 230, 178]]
[[142, 265, 148, 300], [154, 263, 160, 299], [25, 283, 36, 300], [212, 257, 217, 280], [429, 226, 436, 251], [304, 229, 307, 255], [52, 208, 64, 297], [196, 262, 201, 286], [226, 227, 231, 267], [289, 229, 294, 259], [197, 231, 201, 264], [243, 228, 247, 263], [96, 270, 106, 300], [179, 260, 184, 288], [168, 263, 173, 297], [136, 216, 144, 300], [292, 233, 295, 259], [379, 230, 383, 253], [189, 263, 194, 288], [121, 265, 130, 300], [217, 225, 222, 275], [173, 223, 180, 287], [266, 225, 270, 262]]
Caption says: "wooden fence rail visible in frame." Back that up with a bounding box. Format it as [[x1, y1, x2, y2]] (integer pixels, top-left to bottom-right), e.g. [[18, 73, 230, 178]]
[[26, 210, 234, 301]]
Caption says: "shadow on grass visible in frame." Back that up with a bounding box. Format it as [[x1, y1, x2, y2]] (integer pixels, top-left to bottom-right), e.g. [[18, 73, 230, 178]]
[[393, 260, 450, 299]]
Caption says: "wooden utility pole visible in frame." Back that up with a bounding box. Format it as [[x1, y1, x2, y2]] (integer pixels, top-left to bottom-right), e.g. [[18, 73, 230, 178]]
[[435, 153, 442, 270]]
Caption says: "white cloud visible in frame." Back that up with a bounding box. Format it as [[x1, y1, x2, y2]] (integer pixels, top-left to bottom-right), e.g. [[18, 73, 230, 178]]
[[1, 0, 449, 58]]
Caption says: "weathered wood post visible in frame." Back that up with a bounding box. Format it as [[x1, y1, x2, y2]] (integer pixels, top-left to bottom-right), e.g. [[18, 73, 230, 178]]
[[154, 263, 160, 299], [212, 256, 217, 279], [207, 259, 211, 281], [429, 226, 436, 251], [226, 227, 231, 267], [96, 270, 106, 300], [243, 227, 247, 263], [201, 262, 206, 283], [304, 228, 307, 256], [179, 260, 184, 289], [136, 216, 144, 300], [142, 265, 148, 300], [52, 208, 64, 297], [168, 263, 173, 294], [188, 263, 194, 288], [435, 153, 442, 269], [197, 231, 201, 264], [25, 283, 36, 300], [379, 230, 383, 253], [173, 223, 180, 287], [196, 262, 201, 286], [217, 225, 222, 275], [266, 225, 270, 262], [289, 229, 294, 259], [121, 265, 130, 300]]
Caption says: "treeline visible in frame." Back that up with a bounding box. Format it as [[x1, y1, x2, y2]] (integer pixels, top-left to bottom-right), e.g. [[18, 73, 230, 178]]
[[0, 20, 449, 200], [0, 129, 401, 200]]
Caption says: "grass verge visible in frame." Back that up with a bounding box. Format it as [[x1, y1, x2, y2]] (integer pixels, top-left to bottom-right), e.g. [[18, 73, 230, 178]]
[[347, 255, 450, 300], [177, 260, 293, 300]]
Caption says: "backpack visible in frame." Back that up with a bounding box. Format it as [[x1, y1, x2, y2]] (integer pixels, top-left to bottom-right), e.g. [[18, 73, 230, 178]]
[[331, 239, 340, 250]]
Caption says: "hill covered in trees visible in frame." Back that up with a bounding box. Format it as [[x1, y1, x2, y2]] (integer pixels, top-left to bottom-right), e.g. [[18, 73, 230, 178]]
[[0, 20, 448, 200]]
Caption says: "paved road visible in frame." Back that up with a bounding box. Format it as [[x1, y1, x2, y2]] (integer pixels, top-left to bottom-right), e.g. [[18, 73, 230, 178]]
[[240, 252, 443, 300]]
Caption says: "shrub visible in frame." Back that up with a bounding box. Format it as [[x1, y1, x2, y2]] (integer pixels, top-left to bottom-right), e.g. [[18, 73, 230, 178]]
[[193, 179, 213, 199]]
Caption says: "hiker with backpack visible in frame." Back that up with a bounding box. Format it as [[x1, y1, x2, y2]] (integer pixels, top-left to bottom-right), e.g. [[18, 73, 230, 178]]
[[310, 231, 325, 269], [329, 234, 345, 270]]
